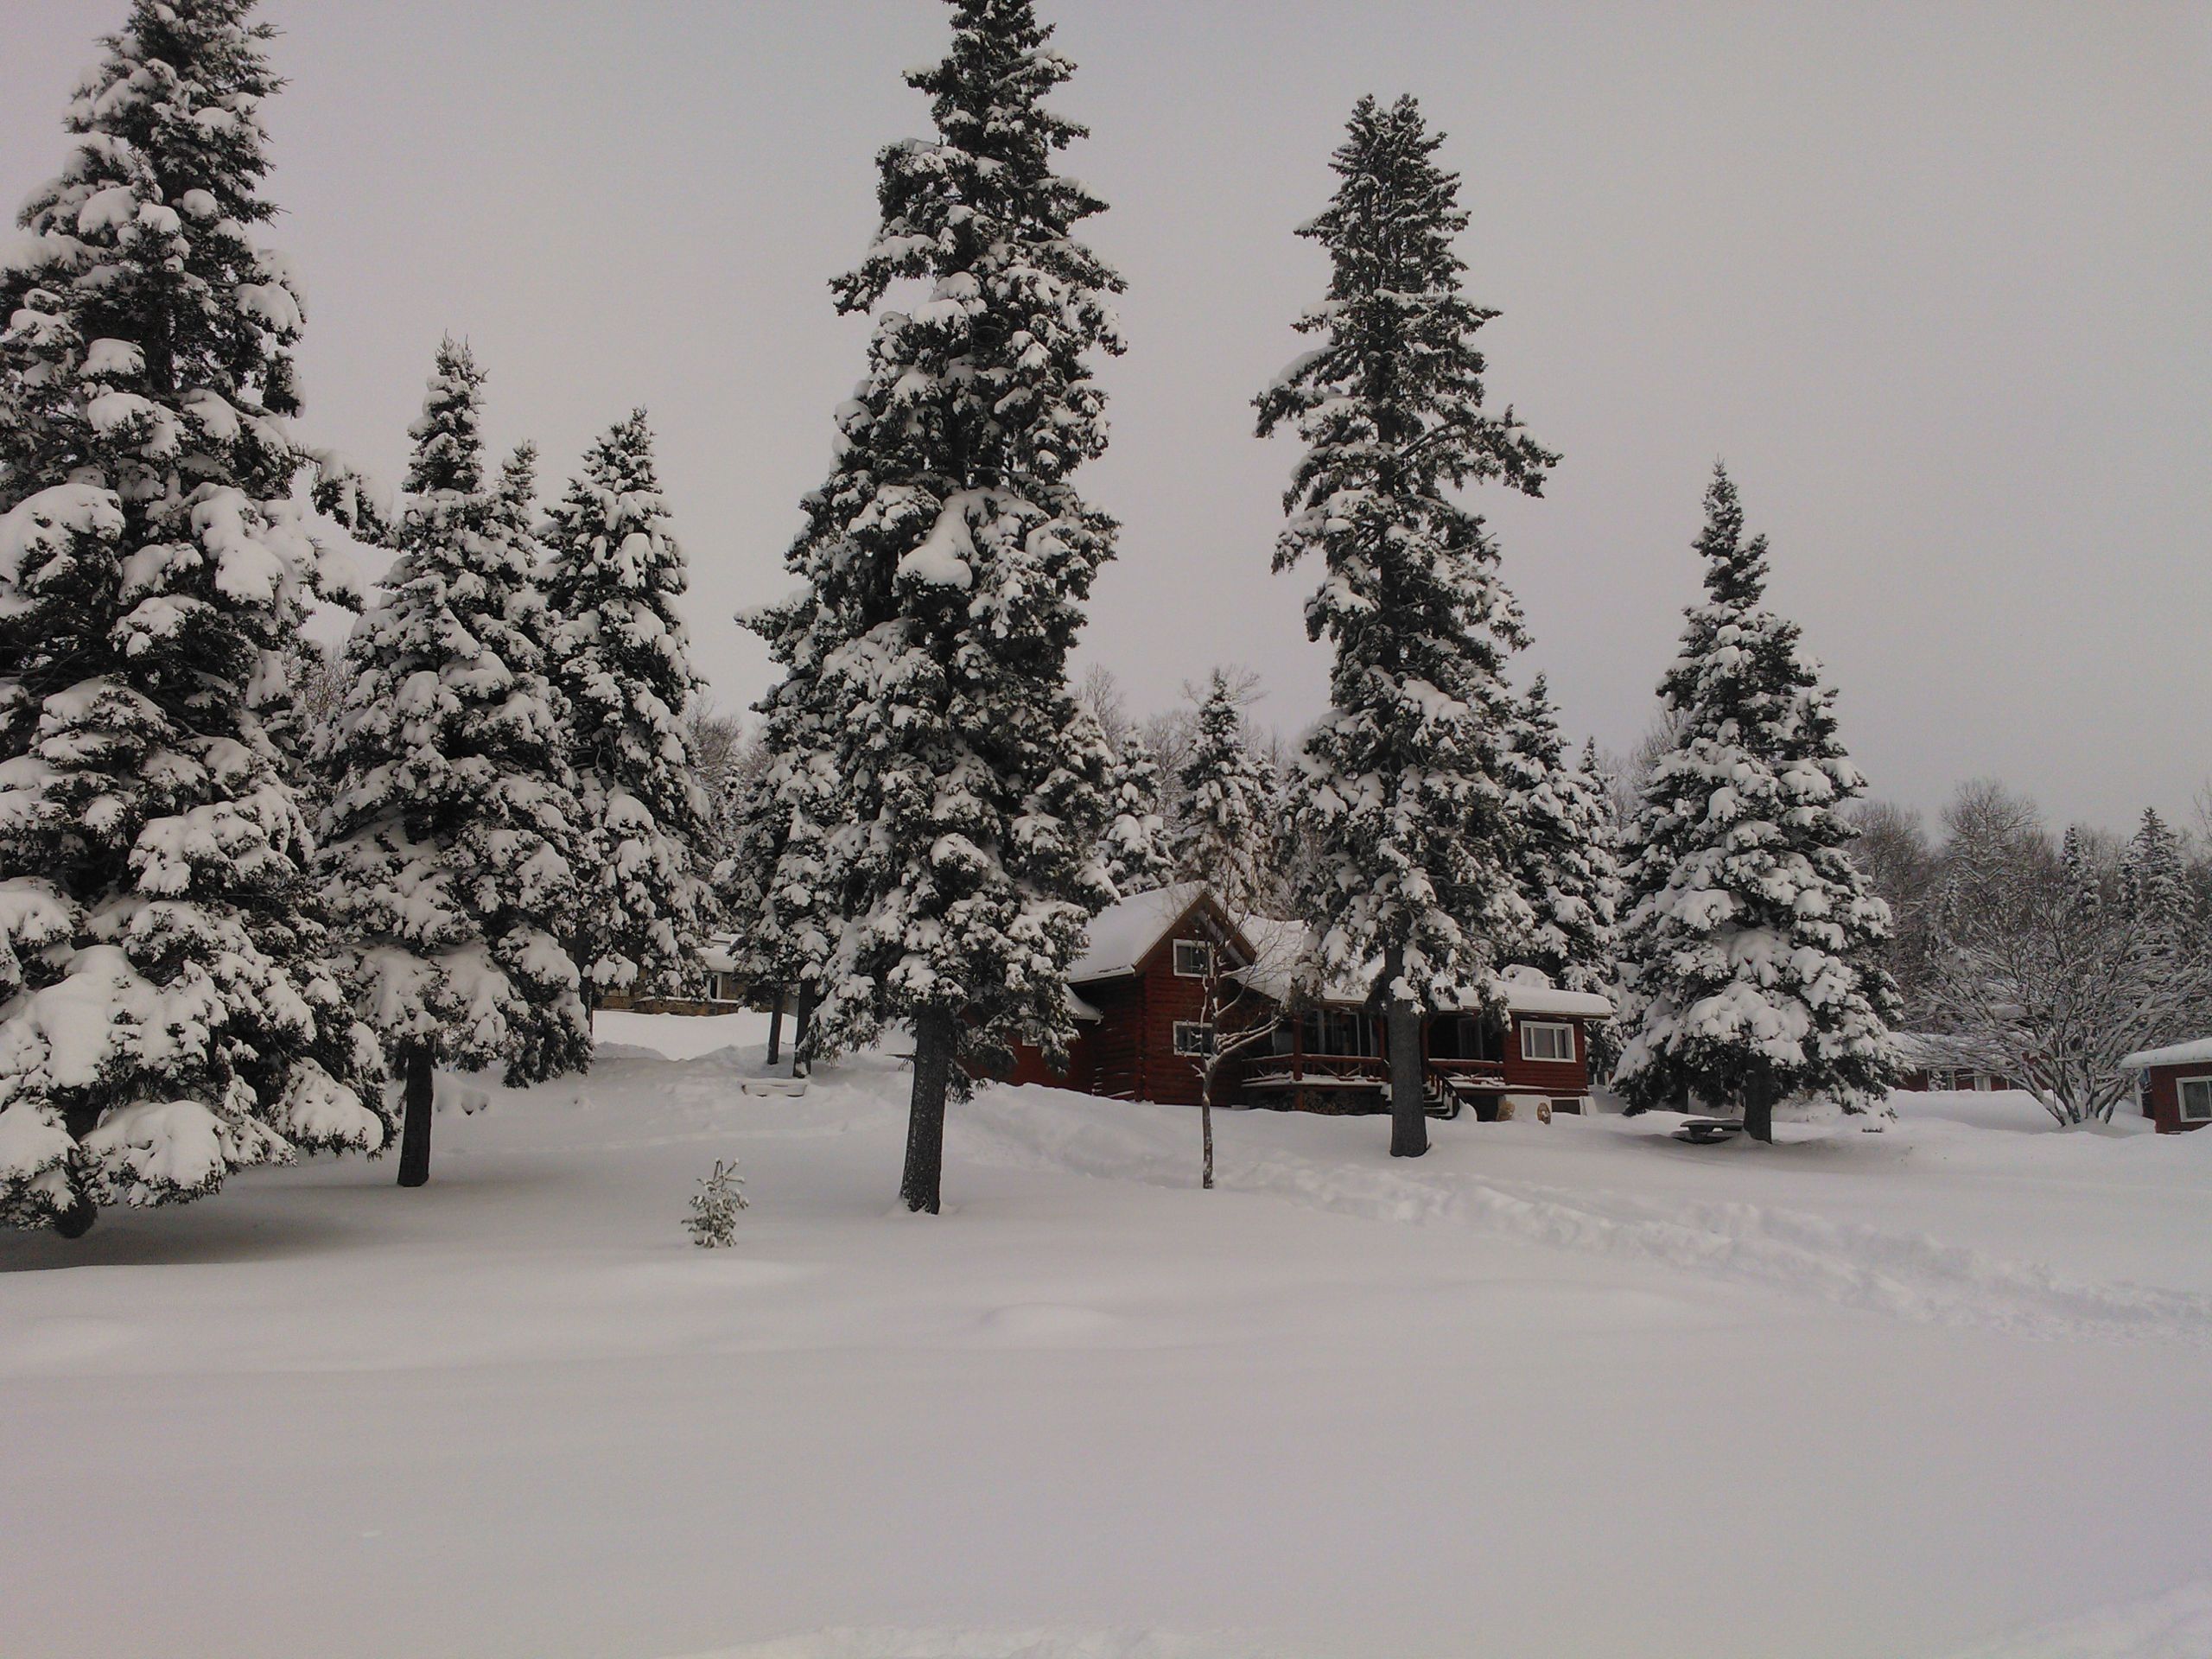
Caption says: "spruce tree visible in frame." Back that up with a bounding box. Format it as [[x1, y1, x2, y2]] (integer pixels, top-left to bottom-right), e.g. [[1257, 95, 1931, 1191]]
[[1613, 466, 1901, 1140], [2119, 807, 2206, 1040], [1171, 671, 1280, 914], [715, 653, 845, 1072], [1503, 677, 1619, 998], [542, 411, 715, 1007], [0, 0, 386, 1235], [1255, 94, 1556, 1158], [317, 341, 589, 1185], [1573, 737, 1629, 1071], [753, 0, 1122, 1212], [1100, 728, 1175, 898]]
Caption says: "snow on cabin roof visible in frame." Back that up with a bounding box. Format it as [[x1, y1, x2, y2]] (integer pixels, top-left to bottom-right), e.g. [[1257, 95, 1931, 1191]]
[[1229, 924, 1613, 1020], [1066, 883, 1614, 1018], [1068, 882, 1215, 982], [698, 936, 741, 976], [2120, 1037, 2212, 1071]]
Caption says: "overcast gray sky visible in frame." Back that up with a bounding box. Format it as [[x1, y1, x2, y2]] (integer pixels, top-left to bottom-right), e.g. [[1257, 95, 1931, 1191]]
[[6, 1, 2208, 834]]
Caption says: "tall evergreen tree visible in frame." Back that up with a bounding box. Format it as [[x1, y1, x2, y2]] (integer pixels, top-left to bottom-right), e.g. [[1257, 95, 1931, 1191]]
[[1503, 677, 1618, 997], [0, 0, 385, 1234], [317, 341, 588, 1185], [1171, 670, 1279, 914], [1255, 93, 1556, 1158], [753, 0, 1122, 1212], [1613, 466, 1900, 1140], [542, 410, 714, 1006], [1572, 736, 1629, 1071], [2119, 806, 2207, 1040], [1100, 728, 1175, 898], [715, 652, 844, 1072]]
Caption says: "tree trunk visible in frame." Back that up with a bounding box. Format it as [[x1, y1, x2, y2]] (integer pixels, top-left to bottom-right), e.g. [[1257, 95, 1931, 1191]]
[[901, 1007, 956, 1214], [1742, 1082, 1777, 1145], [397, 1041, 435, 1186], [792, 982, 817, 1079], [1201, 1075, 1216, 1191], [766, 994, 784, 1066], [52, 1196, 95, 1239], [1383, 945, 1427, 1159]]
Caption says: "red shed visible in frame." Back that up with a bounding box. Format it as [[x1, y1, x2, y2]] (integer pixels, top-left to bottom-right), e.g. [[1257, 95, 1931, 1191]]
[[2120, 1039, 2212, 1135]]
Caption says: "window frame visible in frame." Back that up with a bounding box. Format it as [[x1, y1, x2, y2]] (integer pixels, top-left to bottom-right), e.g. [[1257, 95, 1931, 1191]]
[[2178, 1075, 2212, 1123], [1172, 939, 1212, 979], [1173, 1020, 1217, 1058], [1519, 1020, 1576, 1064]]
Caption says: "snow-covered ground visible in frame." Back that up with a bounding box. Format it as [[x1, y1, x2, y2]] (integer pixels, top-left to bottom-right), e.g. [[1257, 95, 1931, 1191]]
[[6, 1014, 2210, 1659]]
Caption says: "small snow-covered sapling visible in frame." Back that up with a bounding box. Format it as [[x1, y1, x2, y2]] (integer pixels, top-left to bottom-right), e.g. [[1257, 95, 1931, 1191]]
[[683, 1159, 749, 1249]]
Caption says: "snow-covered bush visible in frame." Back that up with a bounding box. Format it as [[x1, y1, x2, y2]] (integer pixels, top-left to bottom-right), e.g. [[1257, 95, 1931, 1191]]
[[683, 1158, 747, 1248]]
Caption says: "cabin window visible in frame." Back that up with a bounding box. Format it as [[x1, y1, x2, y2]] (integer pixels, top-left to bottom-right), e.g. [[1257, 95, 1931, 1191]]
[[1520, 1020, 1575, 1063], [2180, 1077, 2212, 1122], [1303, 1009, 1377, 1058], [1173, 940, 1212, 978], [1173, 1021, 1217, 1058], [1428, 1015, 1503, 1063]]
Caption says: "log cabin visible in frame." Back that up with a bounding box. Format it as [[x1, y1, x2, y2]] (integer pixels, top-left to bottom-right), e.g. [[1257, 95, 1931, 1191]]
[[1007, 883, 1614, 1117], [2120, 1038, 2212, 1134]]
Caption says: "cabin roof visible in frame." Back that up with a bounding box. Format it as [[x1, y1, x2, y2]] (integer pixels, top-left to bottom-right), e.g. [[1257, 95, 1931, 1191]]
[[1069, 882, 1228, 982], [2120, 1036, 2212, 1071], [1233, 919, 1613, 1020]]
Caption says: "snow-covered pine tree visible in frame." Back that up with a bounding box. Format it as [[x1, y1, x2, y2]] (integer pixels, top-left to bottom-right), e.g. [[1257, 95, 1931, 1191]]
[[753, 0, 1122, 1212], [1255, 93, 1555, 1159], [1100, 728, 1175, 898], [1612, 466, 1901, 1140], [1572, 736, 1628, 1071], [317, 340, 589, 1185], [541, 411, 715, 1008], [0, 0, 386, 1236], [1503, 677, 1618, 998], [715, 645, 844, 1074], [1170, 670, 1280, 915], [2119, 806, 2208, 1041]]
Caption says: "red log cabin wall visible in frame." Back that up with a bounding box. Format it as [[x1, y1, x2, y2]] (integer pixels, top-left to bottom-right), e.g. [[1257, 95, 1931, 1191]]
[[1000, 1031, 1093, 1092], [1122, 931, 1217, 1107], [1499, 1014, 1593, 1101], [2141, 1064, 2212, 1135]]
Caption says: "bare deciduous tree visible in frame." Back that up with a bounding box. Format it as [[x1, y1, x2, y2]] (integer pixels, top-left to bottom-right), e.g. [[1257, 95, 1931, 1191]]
[[1179, 917, 1305, 1190], [1926, 810, 2208, 1125]]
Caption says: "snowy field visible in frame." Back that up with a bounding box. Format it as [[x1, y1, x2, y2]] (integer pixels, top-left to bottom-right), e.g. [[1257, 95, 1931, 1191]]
[[7, 1013, 2212, 1659]]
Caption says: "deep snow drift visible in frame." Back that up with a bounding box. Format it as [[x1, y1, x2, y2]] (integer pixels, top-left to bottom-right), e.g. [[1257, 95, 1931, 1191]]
[[5, 1013, 2209, 1659]]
